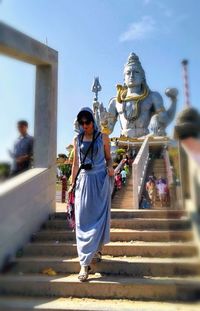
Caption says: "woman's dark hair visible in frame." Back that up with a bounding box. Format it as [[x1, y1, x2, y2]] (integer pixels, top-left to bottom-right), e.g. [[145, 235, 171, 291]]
[[77, 110, 94, 124]]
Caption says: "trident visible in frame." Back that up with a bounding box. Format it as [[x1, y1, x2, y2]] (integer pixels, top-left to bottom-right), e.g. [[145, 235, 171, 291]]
[[91, 77, 102, 101], [91, 77, 102, 129]]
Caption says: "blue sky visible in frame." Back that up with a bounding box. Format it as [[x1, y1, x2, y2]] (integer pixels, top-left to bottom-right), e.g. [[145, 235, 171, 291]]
[[0, 0, 200, 162]]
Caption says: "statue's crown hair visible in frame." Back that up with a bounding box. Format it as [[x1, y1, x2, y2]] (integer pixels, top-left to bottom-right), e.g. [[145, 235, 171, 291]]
[[123, 52, 146, 83], [125, 52, 141, 67], [124, 52, 145, 73]]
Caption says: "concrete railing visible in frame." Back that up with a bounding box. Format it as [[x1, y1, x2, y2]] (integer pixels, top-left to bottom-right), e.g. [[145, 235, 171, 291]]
[[114, 159, 126, 175], [163, 149, 173, 186], [132, 137, 149, 209], [163, 148, 177, 208], [0, 168, 56, 270]]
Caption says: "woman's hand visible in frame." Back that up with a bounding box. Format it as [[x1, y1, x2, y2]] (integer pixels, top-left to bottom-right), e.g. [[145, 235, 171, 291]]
[[103, 134, 115, 177], [68, 184, 74, 193], [107, 166, 115, 177]]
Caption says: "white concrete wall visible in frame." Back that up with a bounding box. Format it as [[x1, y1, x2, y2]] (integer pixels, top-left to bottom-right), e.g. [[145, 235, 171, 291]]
[[0, 23, 58, 271], [0, 168, 56, 270], [184, 154, 200, 213], [179, 143, 200, 256]]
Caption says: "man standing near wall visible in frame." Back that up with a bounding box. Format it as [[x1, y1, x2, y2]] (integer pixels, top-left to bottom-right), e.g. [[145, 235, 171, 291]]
[[9, 120, 34, 176]]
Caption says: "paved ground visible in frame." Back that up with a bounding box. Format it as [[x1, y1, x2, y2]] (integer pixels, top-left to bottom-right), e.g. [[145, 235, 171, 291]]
[[56, 202, 66, 212], [0, 296, 199, 311]]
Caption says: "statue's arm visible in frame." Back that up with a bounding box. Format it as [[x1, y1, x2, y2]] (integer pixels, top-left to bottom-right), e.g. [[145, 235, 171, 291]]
[[100, 98, 118, 135], [150, 92, 168, 135], [152, 92, 167, 121], [150, 89, 178, 135], [107, 98, 119, 134]]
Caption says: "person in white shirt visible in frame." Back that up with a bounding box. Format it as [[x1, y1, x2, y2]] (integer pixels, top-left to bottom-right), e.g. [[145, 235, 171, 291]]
[[120, 169, 127, 185], [156, 178, 167, 208]]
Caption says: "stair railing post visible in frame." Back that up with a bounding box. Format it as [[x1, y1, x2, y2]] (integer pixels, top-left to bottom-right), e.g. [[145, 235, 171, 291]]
[[61, 175, 67, 203], [163, 148, 176, 208]]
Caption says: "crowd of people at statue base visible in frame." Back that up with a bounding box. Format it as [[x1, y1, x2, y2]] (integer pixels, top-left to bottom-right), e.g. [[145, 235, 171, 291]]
[[114, 164, 129, 190], [113, 154, 133, 194], [140, 173, 170, 209]]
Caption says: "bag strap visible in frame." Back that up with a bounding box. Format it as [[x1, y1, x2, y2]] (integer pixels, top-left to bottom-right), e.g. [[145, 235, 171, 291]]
[[72, 131, 101, 192], [79, 130, 96, 164]]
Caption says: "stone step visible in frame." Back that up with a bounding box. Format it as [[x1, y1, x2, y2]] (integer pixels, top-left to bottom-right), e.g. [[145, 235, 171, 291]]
[[112, 197, 134, 201], [52, 210, 187, 220], [33, 229, 194, 243], [22, 242, 198, 258], [151, 168, 166, 170], [0, 296, 199, 311], [111, 218, 191, 230], [111, 204, 136, 209], [151, 169, 166, 172], [7, 256, 200, 277], [0, 274, 200, 301], [110, 209, 188, 219], [115, 184, 133, 187], [114, 186, 133, 189], [150, 174, 167, 177], [151, 166, 166, 169], [152, 163, 165, 166], [147, 175, 167, 178], [43, 219, 191, 231], [112, 194, 133, 198], [151, 169, 165, 171]]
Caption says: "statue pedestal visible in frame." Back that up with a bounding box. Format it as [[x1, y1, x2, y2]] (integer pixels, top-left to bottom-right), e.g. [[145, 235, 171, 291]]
[[111, 135, 170, 149]]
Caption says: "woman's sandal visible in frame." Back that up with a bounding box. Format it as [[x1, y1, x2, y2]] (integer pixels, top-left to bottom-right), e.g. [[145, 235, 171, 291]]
[[92, 251, 102, 263], [78, 266, 91, 282]]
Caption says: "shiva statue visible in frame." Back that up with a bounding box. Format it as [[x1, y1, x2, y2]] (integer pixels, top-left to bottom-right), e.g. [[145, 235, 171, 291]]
[[94, 52, 178, 137]]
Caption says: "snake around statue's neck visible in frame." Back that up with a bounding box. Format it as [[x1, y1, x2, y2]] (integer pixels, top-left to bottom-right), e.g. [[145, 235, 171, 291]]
[[116, 83, 149, 121]]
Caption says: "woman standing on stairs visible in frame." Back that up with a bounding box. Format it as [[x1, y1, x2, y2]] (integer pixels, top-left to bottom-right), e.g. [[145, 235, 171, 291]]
[[69, 107, 114, 282]]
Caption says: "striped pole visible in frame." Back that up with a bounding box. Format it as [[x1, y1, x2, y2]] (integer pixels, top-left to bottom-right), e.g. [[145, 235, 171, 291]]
[[181, 59, 190, 107]]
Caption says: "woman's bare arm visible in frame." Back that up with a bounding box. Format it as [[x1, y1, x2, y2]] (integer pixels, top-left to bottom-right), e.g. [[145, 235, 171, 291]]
[[71, 137, 79, 186], [103, 133, 114, 176]]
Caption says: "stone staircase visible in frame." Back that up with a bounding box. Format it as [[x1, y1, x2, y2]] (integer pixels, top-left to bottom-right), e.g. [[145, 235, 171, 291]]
[[142, 157, 171, 208], [151, 158, 167, 179], [0, 175, 200, 310], [112, 170, 134, 209]]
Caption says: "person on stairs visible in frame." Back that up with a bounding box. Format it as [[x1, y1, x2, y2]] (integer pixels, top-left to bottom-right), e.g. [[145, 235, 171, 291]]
[[69, 107, 114, 282], [156, 178, 167, 208], [115, 171, 122, 190], [146, 178, 157, 207], [120, 168, 127, 185]]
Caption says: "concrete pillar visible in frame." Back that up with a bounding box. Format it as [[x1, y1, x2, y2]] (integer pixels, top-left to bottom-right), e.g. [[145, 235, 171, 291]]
[[34, 64, 58, 168]]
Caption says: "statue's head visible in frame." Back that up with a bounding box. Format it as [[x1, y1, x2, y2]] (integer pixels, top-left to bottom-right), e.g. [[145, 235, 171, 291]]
[[123, 53, 146, 88]]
